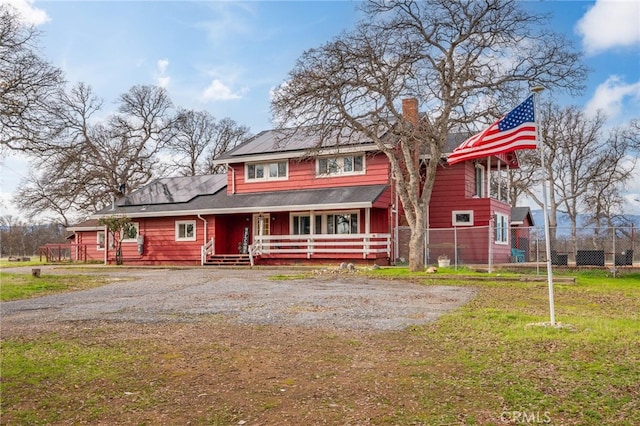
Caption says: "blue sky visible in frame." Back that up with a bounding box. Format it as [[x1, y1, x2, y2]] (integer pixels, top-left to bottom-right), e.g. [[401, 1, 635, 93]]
[[2, 0, 639, 217]]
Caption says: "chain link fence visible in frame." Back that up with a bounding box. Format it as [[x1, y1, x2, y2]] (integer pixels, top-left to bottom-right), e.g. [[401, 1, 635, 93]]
[[529, 226, 637, 269], [396, 225, 637, 269]]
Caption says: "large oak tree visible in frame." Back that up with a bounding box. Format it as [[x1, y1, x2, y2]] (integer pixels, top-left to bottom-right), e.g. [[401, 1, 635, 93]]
[[0, 4, 64, 153], [271, 0, 587, 270]]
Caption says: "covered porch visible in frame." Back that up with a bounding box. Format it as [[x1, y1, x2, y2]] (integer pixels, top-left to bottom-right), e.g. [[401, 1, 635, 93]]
[[201, 184, 394, 266]]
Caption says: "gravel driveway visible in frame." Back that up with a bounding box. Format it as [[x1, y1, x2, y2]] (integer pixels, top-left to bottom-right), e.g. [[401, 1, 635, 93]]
[[1, 266, 475, 331]]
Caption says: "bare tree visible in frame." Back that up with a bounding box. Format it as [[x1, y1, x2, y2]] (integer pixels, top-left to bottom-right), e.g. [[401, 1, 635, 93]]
[[0, 215, 66, 256], [271, 0, 586, 271], [0, 4, 65, 153], [167, 110, 250, 176], [582, 121, 638, 236], [512, 103, 636, 248], [15, 84, 176, 223]]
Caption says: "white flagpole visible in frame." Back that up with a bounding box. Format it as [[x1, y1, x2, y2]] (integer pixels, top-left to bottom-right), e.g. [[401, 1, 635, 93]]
[[532, 85, 556, 325]]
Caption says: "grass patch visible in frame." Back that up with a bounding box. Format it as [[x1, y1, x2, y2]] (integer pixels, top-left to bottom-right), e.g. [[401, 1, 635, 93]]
[[1, 335, 149, 425], [0, 272, 112, 301], [0, 258, 47, 268], [268, 273, 314, 281], [2, 267, 638, 424]]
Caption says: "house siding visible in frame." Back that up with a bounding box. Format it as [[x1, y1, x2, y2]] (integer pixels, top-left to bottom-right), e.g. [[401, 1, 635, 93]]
[[104, 215, 214, 265], [230, 153, 391, 194], [72, 231, 104, 262], [427, 160, 512, 264]]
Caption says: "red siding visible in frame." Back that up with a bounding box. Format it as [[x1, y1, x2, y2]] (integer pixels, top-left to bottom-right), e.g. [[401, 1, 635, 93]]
[[430, 162, 471, 205], [73, 231, 104, 262], [102, 215, 215, 265], [427, 159, 513, 264], [230, 153, 390, 194]]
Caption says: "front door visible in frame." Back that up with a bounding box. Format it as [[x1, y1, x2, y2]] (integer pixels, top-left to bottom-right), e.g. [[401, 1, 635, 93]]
[[253, 213, 270, 254]]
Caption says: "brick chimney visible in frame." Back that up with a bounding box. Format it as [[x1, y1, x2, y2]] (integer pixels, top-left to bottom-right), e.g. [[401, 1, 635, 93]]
[[402, 97, 419, 126]]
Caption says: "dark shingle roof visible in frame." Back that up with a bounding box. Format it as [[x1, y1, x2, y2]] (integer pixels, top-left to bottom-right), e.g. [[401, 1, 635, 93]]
[[94, 184, 388, 218], [218, 127, 380, 162], [511, 206, 535, 226]]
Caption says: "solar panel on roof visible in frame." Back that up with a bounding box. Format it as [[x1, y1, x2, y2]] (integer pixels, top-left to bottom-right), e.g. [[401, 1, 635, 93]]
[[119, 174, 227, 206], [221, 127, 377, 159]]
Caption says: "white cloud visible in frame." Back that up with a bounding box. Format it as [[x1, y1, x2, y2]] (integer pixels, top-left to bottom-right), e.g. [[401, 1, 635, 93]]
[[576, 0, 640, 55], [4, 0, 50, 25], [584, 76, 640, 120], [154, 58, 170, 88], [201, 79, 242, 101]]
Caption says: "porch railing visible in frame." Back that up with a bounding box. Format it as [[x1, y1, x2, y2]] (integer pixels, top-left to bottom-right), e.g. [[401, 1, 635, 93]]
[[201, 237, 215, 265], [252, 233, 391, 259]]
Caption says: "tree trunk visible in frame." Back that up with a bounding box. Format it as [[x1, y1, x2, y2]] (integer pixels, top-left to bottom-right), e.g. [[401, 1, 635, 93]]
[[408, 211, 426, 272]]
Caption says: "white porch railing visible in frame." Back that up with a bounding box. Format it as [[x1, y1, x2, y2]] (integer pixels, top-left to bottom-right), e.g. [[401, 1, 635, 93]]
[[201, 237, 215, 265], [252, 233, 391, 259]]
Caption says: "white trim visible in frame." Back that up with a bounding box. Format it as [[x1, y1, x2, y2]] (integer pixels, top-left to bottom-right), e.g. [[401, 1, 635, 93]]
[[175, 220, 197, 241], [67, 226, 104, 232], [90, 201, 374, 219], [96, 231, 106, 251], [475, 163, 485, 198], [495, 213, 509, 244], [212, 143, 379, 165], [452, 210, 474, 226], [245, 160, 289, 182], [316, 154, 366, 178]]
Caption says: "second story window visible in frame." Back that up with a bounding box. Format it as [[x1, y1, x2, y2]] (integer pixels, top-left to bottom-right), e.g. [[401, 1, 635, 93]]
[[246, 161, 288, 181], [317, 155, 364, 177], [474, 164, 485, 198]]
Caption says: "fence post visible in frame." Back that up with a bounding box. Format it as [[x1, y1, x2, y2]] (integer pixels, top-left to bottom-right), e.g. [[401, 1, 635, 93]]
[[488, 216, 494, 273], [454, 226, 458, 270], [612, 226, 616, 276]]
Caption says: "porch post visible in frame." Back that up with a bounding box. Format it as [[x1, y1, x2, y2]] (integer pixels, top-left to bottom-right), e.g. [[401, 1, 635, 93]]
[[104, 225, 108, 265], [497, 158, 501, 201], [364, 208, 371, 258], [487, 156, 491, 199]]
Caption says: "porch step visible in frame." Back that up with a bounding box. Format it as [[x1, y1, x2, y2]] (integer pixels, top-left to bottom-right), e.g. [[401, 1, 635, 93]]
[[204, 254, 252, 266]]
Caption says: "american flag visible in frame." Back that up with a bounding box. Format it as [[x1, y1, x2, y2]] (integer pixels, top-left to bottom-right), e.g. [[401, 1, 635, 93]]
[[447, 95, 537, 166]]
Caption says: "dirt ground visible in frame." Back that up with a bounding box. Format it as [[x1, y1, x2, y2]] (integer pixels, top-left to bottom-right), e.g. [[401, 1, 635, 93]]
[[1, 266, 477, 425], [1, 266, 475, 332]]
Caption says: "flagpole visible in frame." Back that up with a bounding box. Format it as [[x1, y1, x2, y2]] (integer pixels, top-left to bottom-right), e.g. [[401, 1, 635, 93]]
[[531, 85, 556, 325]]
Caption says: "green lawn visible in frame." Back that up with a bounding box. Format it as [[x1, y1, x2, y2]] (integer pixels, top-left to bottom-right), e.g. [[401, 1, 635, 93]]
[[0, 272, 112, 301]]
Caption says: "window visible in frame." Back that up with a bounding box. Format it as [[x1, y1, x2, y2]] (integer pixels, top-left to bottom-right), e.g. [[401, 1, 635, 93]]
[[97, 231, 106, 250], [495, 213, 508, 244], [289, 211, 359, 235], [452, 210, 474, 226], [475, 164, 485, 197], [175, 220, 196, 241], [292, 215, 311, 235], [247, 161, 287, 181], [326, 213, 358, 234], [121, 222, 139, 242], [317, 155, 364, 176]]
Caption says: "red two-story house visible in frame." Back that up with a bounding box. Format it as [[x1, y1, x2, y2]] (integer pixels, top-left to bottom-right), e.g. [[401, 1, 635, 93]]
[[69, 101, 519, 266]]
